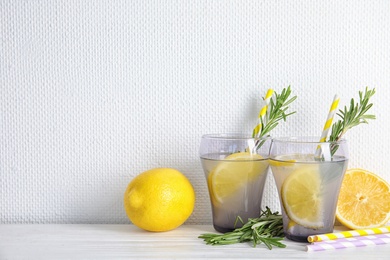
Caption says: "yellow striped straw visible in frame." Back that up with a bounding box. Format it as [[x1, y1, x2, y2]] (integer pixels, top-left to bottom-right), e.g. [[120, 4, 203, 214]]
[[253, 89, 274, 137], [320, 94, 340, 143], [307, 226, 390, 243], [315, 94, 340, 158]]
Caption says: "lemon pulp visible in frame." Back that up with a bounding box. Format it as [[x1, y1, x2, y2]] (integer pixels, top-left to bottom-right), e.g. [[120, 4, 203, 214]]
[[281, 164, 324, 229], [336, 168, 390, 229], [208, 152, 267, 204]]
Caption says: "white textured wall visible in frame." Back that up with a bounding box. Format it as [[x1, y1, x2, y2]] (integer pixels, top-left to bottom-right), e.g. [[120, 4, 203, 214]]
[[1, 0, 389, 224]]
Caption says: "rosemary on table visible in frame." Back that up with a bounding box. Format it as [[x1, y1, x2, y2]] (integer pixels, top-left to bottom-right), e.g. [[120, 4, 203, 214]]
[[252, 86, 297, 139], [328, 87, 375, 155], [198, 207, 286, 250]]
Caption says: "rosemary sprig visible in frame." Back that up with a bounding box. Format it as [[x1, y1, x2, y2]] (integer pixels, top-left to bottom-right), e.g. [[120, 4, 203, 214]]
[[198, 207, 286, 250], [328, 87, 376, 143], [253, 86, 297, 138]]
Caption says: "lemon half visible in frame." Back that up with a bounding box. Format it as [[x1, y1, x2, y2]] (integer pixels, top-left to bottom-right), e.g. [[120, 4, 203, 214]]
[[336, 168, 390, 229]]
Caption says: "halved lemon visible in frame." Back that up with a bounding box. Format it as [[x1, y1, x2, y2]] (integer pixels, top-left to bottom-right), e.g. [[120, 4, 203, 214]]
[[208, 152, 267, 204], [336, 168, 390, 229], [281, 165, 324, 229]]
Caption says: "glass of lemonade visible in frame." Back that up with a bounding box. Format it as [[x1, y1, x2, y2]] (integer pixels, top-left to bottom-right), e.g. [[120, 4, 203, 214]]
[[269, 137, 349, 242], [199, 134, 271, 233]]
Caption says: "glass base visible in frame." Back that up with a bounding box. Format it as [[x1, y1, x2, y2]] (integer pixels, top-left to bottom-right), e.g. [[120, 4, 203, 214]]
[[213, 224, 235, 233], [285, 233, 309, 242]]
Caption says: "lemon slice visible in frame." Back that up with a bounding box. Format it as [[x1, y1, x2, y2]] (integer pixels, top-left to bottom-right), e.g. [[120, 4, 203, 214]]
[[281, 164, 324, 229], [269, 159, 296, 167], [336, 168, 390, 229], [208, 152, 266, 204], [270, 154, 298, 167]]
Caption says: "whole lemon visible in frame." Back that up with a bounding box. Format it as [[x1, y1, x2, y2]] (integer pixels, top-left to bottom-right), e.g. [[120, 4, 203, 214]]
[[124, 168, 195, 232]]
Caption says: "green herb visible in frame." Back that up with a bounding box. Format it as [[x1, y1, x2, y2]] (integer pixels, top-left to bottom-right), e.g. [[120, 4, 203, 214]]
[[198, 207, 286, 250], [252, 86, 297, 138], [328, 87, 375, 142]]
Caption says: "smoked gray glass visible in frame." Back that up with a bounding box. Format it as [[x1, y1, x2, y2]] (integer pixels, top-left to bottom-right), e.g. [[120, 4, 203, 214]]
[[199, 134, 271, 233], [269, 137, 349, 242]]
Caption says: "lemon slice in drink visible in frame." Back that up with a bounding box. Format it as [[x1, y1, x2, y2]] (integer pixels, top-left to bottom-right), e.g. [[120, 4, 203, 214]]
[[281, 165, 324, 229], [208, 152, 266, 204], [269, 159, 296, 167]]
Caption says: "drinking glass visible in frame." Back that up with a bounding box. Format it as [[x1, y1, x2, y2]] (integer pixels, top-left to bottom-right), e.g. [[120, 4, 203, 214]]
[[269, 137, 349, 242], [199, 134, 271, 233]]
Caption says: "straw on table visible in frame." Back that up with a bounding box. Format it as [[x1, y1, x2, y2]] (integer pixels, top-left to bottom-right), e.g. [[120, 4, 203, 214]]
[[253, 89, 274, 137], [315, 94, 339, 159], [307, 226, 390, 242], [306, 233, 390, 251]]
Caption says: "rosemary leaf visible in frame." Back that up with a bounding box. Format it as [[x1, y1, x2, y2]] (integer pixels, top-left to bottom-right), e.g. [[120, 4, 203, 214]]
[[252, 86, 297, 138], [328, 87, 376, 143]]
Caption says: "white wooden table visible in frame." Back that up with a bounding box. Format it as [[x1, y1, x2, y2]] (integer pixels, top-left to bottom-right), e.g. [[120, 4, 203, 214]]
[[1, 224, 389, 259]]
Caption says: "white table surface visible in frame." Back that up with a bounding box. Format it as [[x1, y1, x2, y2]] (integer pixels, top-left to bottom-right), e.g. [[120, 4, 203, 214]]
[[1, 224, 389, 259]]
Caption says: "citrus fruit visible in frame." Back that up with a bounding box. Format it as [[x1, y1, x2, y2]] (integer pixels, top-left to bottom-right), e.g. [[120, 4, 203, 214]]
[[208, 152, 267, 204], [281, 165, 324, 229], [269, 158, 296, 167], [123, 168, 195, 232], [336, 168, 390, 229]]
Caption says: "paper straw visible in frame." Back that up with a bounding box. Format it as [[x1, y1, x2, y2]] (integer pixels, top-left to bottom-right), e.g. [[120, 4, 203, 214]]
[[306, 234, 390, 251], [315, 94, 340, 159], [307, 226, 390, 242], [253, 89, 274, 137], [319, 94, 340, 142]]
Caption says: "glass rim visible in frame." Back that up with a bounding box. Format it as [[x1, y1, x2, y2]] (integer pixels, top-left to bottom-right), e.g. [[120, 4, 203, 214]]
[[201, 133, 271, 141], [271, 136, 347, 144]]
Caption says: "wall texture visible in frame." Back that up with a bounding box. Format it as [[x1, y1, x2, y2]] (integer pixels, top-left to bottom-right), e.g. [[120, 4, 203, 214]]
[[1, 0, 389, 224]]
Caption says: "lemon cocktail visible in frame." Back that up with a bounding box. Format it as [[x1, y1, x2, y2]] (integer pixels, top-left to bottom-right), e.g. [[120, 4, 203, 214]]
[[200, 134, 271, 233], [270, 137, 349, 242]]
